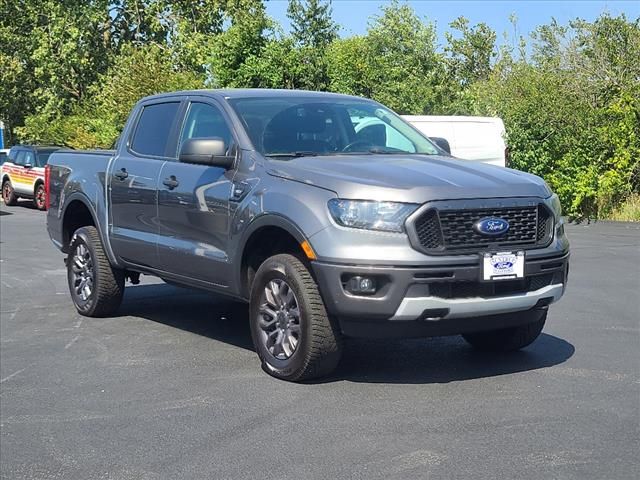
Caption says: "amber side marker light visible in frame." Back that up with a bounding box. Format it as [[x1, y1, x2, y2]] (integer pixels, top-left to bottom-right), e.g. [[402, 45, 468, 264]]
[[300, 240, 317, 260]]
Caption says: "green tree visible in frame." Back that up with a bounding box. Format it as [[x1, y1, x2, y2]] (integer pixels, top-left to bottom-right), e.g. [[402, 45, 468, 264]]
[[0, 0, 112, 141], [17, 43, 204, 148], [445, 17, 497, 87], [207, 0, 271, 87], [327, 1, 440, 113], [287, 0, 338, 48]]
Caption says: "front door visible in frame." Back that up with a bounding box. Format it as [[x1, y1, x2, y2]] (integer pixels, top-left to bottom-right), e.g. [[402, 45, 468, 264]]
[[109, 100, 182, 267], [12, 150, 36, 195], [156, 100, 237, 287]]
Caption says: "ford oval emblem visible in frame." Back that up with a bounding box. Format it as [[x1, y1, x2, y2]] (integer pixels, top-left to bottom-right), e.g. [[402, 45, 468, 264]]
[[474, 217, 510, 236]]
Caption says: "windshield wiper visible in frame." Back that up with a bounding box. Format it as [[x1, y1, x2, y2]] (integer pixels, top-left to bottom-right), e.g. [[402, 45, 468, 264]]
[[265, 151, 319, 158]]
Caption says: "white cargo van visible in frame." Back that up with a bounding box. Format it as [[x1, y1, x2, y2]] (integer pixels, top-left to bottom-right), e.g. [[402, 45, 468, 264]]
[[403, 116, 507, 167]]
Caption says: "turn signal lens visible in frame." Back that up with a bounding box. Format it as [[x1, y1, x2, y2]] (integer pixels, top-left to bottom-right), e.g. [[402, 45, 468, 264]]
[[300, 240, 317, 260]]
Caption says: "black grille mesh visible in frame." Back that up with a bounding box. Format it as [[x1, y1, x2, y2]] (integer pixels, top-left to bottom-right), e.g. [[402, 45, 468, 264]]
[[428, 273, 554, 299], [414, 209, 442, 249], [536, 205, 552, 241], [413, 204, 552, 253]]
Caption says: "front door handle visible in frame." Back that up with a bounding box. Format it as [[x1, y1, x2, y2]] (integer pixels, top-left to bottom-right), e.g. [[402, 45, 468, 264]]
[[231, 181, 250, 202], [114, 168, 128, 180], [163, 176, 179, 190]]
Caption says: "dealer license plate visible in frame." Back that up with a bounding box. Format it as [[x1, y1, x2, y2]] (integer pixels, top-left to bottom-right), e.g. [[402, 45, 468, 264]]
[[482, 251, 525, 281]]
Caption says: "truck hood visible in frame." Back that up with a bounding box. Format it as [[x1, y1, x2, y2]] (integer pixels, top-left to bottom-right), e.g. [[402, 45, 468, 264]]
[[266, 154, 550, 203]]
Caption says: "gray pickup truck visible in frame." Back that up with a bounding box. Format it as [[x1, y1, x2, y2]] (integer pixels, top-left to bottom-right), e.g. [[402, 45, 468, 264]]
[[46, 89, 569, 381]]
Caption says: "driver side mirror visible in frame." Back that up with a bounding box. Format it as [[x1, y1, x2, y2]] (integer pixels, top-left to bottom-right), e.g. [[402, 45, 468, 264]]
[[179, 138, 235, 169], [430, 137, 451, 155], [24, 162, 33, 169]]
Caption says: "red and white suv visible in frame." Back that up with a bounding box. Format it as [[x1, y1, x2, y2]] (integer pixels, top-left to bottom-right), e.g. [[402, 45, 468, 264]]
[[1, 145, 62, 210]]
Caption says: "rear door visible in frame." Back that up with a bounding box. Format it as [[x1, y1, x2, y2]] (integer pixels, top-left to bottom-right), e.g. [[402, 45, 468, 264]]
[[109, 98, 183, 268], [156, 98, 237, 287]]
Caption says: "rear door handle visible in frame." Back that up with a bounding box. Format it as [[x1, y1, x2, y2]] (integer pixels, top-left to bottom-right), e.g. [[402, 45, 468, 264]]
[[163, 176, 179, 189], [114, 168, 128, 180]]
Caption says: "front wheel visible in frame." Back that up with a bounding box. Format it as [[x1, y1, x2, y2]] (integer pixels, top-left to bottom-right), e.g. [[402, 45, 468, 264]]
[[462, 310, 547, 352], [2, 180, 18, 206], [67, 226, 125, 317], [249, 254, 342, 382]]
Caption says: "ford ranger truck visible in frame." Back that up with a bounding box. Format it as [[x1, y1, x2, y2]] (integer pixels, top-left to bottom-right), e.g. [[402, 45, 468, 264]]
[[45, 89, 570, 381]]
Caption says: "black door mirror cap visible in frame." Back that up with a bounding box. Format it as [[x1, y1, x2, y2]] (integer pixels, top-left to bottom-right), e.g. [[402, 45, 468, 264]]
[[179, 138, 235, 169], [429, 136, 452, 155]]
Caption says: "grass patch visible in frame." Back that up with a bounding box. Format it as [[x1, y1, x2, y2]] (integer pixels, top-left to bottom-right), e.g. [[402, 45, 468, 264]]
[[607, 194, 640, 222]]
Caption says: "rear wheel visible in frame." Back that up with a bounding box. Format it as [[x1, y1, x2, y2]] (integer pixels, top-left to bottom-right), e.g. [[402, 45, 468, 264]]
[[67, 226, 125, 317], [2, 180, 17, 206], [249, 254, 342, 382], [462, 310, 547, 352], [33, 183, 46, 210]]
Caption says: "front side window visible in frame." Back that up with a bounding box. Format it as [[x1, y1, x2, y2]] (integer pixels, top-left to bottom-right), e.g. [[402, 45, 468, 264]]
[[130, 102, 180, 157], [13, 150, 26, 166], [229, 97, 439, 158], [179, 102, 233, 154]]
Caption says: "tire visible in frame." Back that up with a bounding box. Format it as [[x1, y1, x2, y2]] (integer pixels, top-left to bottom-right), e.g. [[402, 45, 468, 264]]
[[67, 226, 125, 317], [462, 310, 547, 352], [2, 180, 18, 206], [249, 254, 342, 382], [33, 183, 46, 210]]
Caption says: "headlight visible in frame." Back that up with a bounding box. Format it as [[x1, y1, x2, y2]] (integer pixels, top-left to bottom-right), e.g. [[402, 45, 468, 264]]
[[547, 193, 562, 217], [328, 199, 418, 233]]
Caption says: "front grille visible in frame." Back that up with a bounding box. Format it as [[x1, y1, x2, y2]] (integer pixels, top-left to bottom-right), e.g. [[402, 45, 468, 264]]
[[428, 273, 555, 299], [412, 204, 553, 253]]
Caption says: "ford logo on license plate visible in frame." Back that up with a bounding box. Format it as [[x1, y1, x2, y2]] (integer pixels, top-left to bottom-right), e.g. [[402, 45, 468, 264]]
[[474, 217, 510, 236]]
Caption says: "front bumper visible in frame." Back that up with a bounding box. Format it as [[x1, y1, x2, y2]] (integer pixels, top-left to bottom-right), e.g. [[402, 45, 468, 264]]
[[390, 283, 564, 320], [312, 250, 569, 338]]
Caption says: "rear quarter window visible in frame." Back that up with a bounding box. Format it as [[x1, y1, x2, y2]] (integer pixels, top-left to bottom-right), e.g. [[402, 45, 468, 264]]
[[37, 151, 54, 167]]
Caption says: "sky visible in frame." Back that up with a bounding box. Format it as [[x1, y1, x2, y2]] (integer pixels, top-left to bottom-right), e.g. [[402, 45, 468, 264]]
[[265, 0, 640, 46]]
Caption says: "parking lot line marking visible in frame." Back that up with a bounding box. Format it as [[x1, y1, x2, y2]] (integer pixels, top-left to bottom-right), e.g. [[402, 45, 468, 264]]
[[64, 335, 80, 350], [0, 368, 26, 384]]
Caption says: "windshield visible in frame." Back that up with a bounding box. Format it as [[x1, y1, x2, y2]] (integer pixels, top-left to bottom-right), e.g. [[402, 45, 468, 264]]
[[229, 97, 439, 157]]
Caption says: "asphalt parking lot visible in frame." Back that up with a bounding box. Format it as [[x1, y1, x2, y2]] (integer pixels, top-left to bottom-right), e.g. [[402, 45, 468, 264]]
[[1, 201, 639, 480]]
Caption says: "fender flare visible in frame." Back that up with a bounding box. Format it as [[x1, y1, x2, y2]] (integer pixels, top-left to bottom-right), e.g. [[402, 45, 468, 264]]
[[232, 213, 308, 295], [60, 192, 119, 266]]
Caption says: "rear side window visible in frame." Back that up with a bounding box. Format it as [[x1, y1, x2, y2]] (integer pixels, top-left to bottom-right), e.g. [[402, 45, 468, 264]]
[[23, 150, 36, 166], [0, 152, 7, 164], [131, 102, 180, 157]]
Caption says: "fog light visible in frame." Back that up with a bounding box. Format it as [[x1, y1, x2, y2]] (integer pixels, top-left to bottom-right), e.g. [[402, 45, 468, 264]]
[[346, 276, 377, 295]]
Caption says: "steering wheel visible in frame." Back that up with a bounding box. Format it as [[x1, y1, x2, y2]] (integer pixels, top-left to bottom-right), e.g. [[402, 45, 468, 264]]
[[342, 140, 374, 153]]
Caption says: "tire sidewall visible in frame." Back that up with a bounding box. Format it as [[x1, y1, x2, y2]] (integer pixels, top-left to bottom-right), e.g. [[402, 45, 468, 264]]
[[249, 257, 311, 379], [3, 181, 16, 205], [34, 184, 46, 210], [67, 228, 100, 315]]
